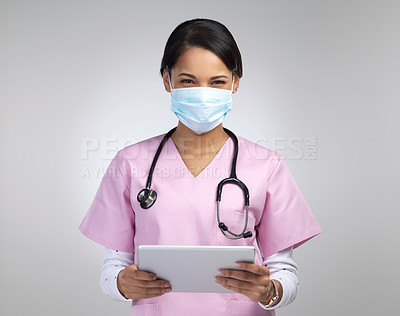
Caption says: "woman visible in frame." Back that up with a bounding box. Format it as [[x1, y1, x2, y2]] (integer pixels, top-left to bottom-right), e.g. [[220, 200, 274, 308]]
[[79, 18, 321, 315]]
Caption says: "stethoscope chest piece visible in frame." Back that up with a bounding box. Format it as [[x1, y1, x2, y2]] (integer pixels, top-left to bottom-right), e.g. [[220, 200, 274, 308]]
[[137, 188, 157, 209], [136, 127, 176, 210]]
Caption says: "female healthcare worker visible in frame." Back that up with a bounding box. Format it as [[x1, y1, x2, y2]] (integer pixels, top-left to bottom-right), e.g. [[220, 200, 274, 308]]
[[79, 18, 322, 315]]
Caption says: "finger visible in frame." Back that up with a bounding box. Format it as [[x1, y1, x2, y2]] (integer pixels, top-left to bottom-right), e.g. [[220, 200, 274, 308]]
[[215, 277, 256, 290], [123, 264, 158, 281], [132, 270, 158, 281], [234, 262, 270, 276], [125, 286, 172, 300], [124, 285, 171, 296], [127, 279, 171, 288], [215, 279, 263, 302], [217, 269, 268, 285], [119, 279, 172, 298]]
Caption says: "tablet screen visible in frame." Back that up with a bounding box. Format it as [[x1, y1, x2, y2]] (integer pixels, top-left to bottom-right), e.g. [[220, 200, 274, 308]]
[[137, 245, 256, 293]]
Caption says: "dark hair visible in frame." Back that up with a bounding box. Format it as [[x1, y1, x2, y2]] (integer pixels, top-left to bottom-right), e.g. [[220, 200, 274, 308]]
[[160, 18, 243, 79]]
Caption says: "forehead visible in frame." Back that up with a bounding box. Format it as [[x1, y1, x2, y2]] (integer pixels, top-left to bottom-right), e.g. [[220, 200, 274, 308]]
[[173, 47, 230, 76]]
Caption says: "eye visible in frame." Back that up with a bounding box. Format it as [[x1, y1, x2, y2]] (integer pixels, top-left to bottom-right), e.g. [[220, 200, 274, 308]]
[[180, 79, 195, 84], [211, 80, 226, 85]]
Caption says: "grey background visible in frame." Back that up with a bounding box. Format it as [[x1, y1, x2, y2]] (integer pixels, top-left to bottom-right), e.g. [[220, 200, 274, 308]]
[[1, 0, 399, 315]]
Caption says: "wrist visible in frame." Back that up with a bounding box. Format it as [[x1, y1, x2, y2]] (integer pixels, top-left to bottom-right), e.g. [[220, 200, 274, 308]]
[[260, 279, 280, 308], [117, 269, 128, 299], [259, 280, 273, 304]]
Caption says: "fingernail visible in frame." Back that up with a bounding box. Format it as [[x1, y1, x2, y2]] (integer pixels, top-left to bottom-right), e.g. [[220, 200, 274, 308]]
[[165, 283, 170, 287], [218, 270, 223, 276], [235, 263, 241, 268], [166, 288, 172, 292], [215, 277, 221, 283]]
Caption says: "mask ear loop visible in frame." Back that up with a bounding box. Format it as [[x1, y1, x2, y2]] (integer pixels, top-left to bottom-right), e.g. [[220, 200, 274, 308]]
[[167, 68, 173, 91]]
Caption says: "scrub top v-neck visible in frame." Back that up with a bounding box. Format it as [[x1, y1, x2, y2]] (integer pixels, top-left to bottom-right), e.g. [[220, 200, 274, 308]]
[[167, 134, 231, 179]]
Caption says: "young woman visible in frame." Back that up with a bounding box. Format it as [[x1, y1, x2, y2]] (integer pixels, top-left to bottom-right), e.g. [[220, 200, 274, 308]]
[[79, 18, 321, 315]]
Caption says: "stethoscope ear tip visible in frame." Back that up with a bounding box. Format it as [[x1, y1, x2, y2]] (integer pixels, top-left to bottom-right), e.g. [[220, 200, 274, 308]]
[[243, 231, 253, 238], [218, 222, 228, 231]]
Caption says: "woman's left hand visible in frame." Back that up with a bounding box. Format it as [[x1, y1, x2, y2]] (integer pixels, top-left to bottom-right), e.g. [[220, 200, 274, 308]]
[[214, 261, 275, 304]]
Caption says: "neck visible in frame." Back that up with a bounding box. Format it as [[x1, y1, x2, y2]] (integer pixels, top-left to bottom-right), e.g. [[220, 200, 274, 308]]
[[171, 121, 229, 157]]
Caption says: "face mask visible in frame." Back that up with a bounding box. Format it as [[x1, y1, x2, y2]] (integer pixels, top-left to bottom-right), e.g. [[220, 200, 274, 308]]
[[168, 74, 234, 135]]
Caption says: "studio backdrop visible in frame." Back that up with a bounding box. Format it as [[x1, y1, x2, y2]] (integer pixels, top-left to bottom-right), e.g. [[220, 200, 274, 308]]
[[1, 1, 399, 315]]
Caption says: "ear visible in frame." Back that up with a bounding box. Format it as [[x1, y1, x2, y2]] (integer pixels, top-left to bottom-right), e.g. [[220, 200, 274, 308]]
[[232, 74, 240, 94], [162, 68, 172, 93]]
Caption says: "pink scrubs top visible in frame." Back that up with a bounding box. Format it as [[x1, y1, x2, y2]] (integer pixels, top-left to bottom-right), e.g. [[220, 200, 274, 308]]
[[79, 131, 321, 316]]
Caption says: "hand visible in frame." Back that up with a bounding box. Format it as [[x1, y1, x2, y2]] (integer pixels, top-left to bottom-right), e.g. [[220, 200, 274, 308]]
[[117, 264, 172, 299], [214, 262, 279, 305]]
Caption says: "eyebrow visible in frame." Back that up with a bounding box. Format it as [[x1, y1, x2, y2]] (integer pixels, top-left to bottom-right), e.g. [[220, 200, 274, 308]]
[[177, 73, 229, 80]]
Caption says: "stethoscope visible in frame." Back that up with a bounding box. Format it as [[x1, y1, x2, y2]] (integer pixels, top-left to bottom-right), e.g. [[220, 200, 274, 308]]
[[137, 126, 253, 239]]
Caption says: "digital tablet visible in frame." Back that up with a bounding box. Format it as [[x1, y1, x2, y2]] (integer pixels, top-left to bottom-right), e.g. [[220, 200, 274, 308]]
[[137, 245, 256, 293]]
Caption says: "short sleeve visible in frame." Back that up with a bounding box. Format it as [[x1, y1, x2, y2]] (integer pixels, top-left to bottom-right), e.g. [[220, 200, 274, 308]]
[[79, 151, 135, 253], [256, 155, 321, 258]]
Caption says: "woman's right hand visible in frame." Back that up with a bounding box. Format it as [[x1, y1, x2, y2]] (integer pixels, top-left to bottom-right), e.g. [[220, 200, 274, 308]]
[[117, 264, 172, 299]]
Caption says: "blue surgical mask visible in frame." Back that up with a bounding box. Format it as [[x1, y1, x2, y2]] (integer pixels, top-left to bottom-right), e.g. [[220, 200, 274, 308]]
[[168, 74, 234, 135]]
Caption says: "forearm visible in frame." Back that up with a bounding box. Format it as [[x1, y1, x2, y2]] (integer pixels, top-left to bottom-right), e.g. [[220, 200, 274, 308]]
[[100, 247, 134, 302], [258, 246, 299, 310]]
